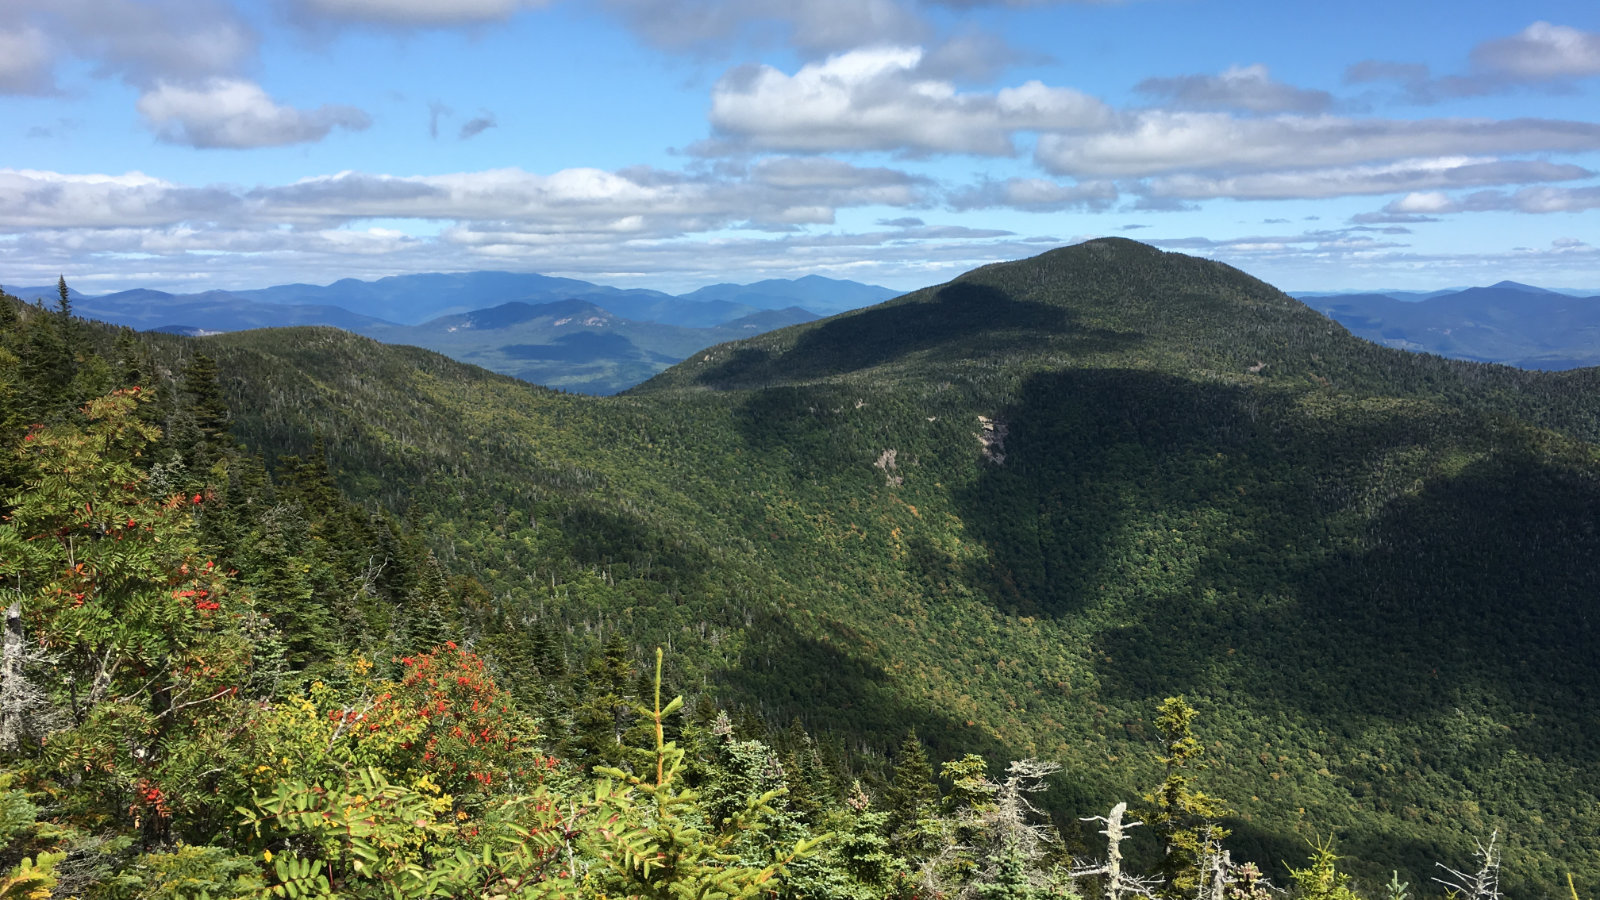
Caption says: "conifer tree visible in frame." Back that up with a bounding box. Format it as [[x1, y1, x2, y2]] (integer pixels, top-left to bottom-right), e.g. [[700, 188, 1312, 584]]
[[407, 552, 454, 651], [1287, 838, 1363, 900], [782, 718, 828, 826], [241, 502, 342, 673], [1146, 697, 1229, 898], [178, 353, 233, 476], [575, 633, 636, 768], [111, 329, 144, 388], [20, 302, 73, 420], [884, 729, 938, 855], [975, 839, 1042, 900], [53, 277, 77, 367]]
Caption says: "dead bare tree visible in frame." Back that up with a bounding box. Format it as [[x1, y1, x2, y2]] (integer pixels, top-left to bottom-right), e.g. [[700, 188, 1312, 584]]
[[1, 593, 63, 753], [1434, 831, 1501, 900], [1073, 802, 1160, 900], [0, 596, 24, 752], [961, 759, 1064, 899]]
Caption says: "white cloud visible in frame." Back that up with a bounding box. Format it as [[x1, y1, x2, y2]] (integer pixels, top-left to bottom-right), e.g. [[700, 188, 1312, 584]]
[[602, 0, 925, 54], [0, 218, 1049, 296], [0, 169, 241, 228], [708, 46, 1109, 155], [1137, 64, 1334, 114], [948, 177, 1117, 211], [1377, 185, 1600, 216], [294, 0, 551, 26], [137, 79, 371, 149], [749, 156, 928, 190], [0, 26, 55, 94], [1143, 158, 1593, 201], [1347, 22, 1600, 105], [18, 0, 257, 87], [1035, 112, 1600, 176], [0, 159, 932, 238], [1471, 22, 1600, 81]]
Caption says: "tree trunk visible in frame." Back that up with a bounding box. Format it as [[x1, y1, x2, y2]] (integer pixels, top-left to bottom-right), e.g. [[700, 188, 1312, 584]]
[[1, 597, 23, 753]]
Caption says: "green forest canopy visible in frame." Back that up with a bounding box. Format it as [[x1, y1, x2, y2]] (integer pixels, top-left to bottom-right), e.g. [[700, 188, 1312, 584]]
[[2, 239, 1596, 897]]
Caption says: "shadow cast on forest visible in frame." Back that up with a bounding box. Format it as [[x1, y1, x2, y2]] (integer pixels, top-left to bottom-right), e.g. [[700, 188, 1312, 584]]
[[697, 282, 1141, 389], [954, 366, 1600, 754]]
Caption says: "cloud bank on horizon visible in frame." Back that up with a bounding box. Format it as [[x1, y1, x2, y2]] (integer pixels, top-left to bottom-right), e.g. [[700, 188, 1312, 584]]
[[1, 0, 1597, 294]]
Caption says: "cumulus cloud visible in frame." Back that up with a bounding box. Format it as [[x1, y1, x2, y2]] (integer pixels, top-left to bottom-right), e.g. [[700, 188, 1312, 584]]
[[1373, 185, 1600, 217], [602, 0, 925, 54], [5, 0, 258, 88], [1348, 22, 1600, 104], [376, 162, 917, 230], [1142, 157, 1592, 201], [0, 0, 378, 151], [1137, 64, 1334, 114], [0, 160, 1000, 291], [0, 26, 55, 94], [749, 156, 928, 190], [1034, 112, 1600, 176], [294, 0, 550, 25], [137, 79, 371, 149], [0, 169, 242, 228], [1151, 229, 1410, 255], [948, 177, 1117, 211], [707, 46, 1109, 155], [0, 157, 933, 239], [1343, 60, 1494, 104], [1471, 21, 1600, 81]]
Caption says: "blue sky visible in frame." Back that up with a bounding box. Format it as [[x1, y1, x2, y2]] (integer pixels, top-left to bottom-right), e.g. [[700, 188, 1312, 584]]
[[2, 0, 1598, 295]]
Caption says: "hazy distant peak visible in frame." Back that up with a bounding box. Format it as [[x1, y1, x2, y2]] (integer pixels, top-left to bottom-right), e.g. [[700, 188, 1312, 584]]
[[1485, 280, 1559, 295]]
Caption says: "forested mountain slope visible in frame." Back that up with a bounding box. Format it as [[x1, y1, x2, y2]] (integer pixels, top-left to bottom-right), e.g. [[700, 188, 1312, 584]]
[[1307, 282, 1600, 370], [159, 238, 1600, 894], [348, 299, 820, 394]]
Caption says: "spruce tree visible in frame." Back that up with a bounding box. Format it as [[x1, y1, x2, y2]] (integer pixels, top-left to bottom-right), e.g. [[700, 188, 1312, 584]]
[[407, 552, 454, 651], [884, 730, 938, 855], [178, 353, 233, 476], [574, 633, 636, 768], [974, 839, 1041, 900], [782, 718, 828, 826], [1146, 697, 1229, 899], [241, 503, 341, 674], [53, 276, 77, 364], [20, 303, 73, 420]]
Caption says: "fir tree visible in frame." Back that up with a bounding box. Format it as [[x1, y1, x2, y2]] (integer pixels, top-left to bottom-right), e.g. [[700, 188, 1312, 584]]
[[574, 633, 636, 768], [20, 302, 73, 420], [975, 839, 1042, 900], [1146, 697, 1230, 899], [884, 729, 938, 855], [782, 718, 828, 826], [241, 502, 342, 673], [407, 552, 454, 652], [1287, 838, 1363, 900], [178, 353, 233, 476]]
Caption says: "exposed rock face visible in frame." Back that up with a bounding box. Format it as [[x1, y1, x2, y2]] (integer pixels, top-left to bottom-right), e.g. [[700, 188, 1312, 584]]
[[977, 415, 1008, 465]]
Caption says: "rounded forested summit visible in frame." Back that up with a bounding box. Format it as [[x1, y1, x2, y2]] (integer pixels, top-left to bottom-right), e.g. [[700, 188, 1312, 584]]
[[640, 238, 1377, 394]]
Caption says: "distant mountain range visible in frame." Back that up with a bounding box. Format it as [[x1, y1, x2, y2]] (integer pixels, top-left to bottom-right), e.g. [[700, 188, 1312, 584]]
[[19, 269, 1597, 381], [5, 271, 897, 392], [359, 299, 820, 394], [1296, 281, 1600, 369]]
